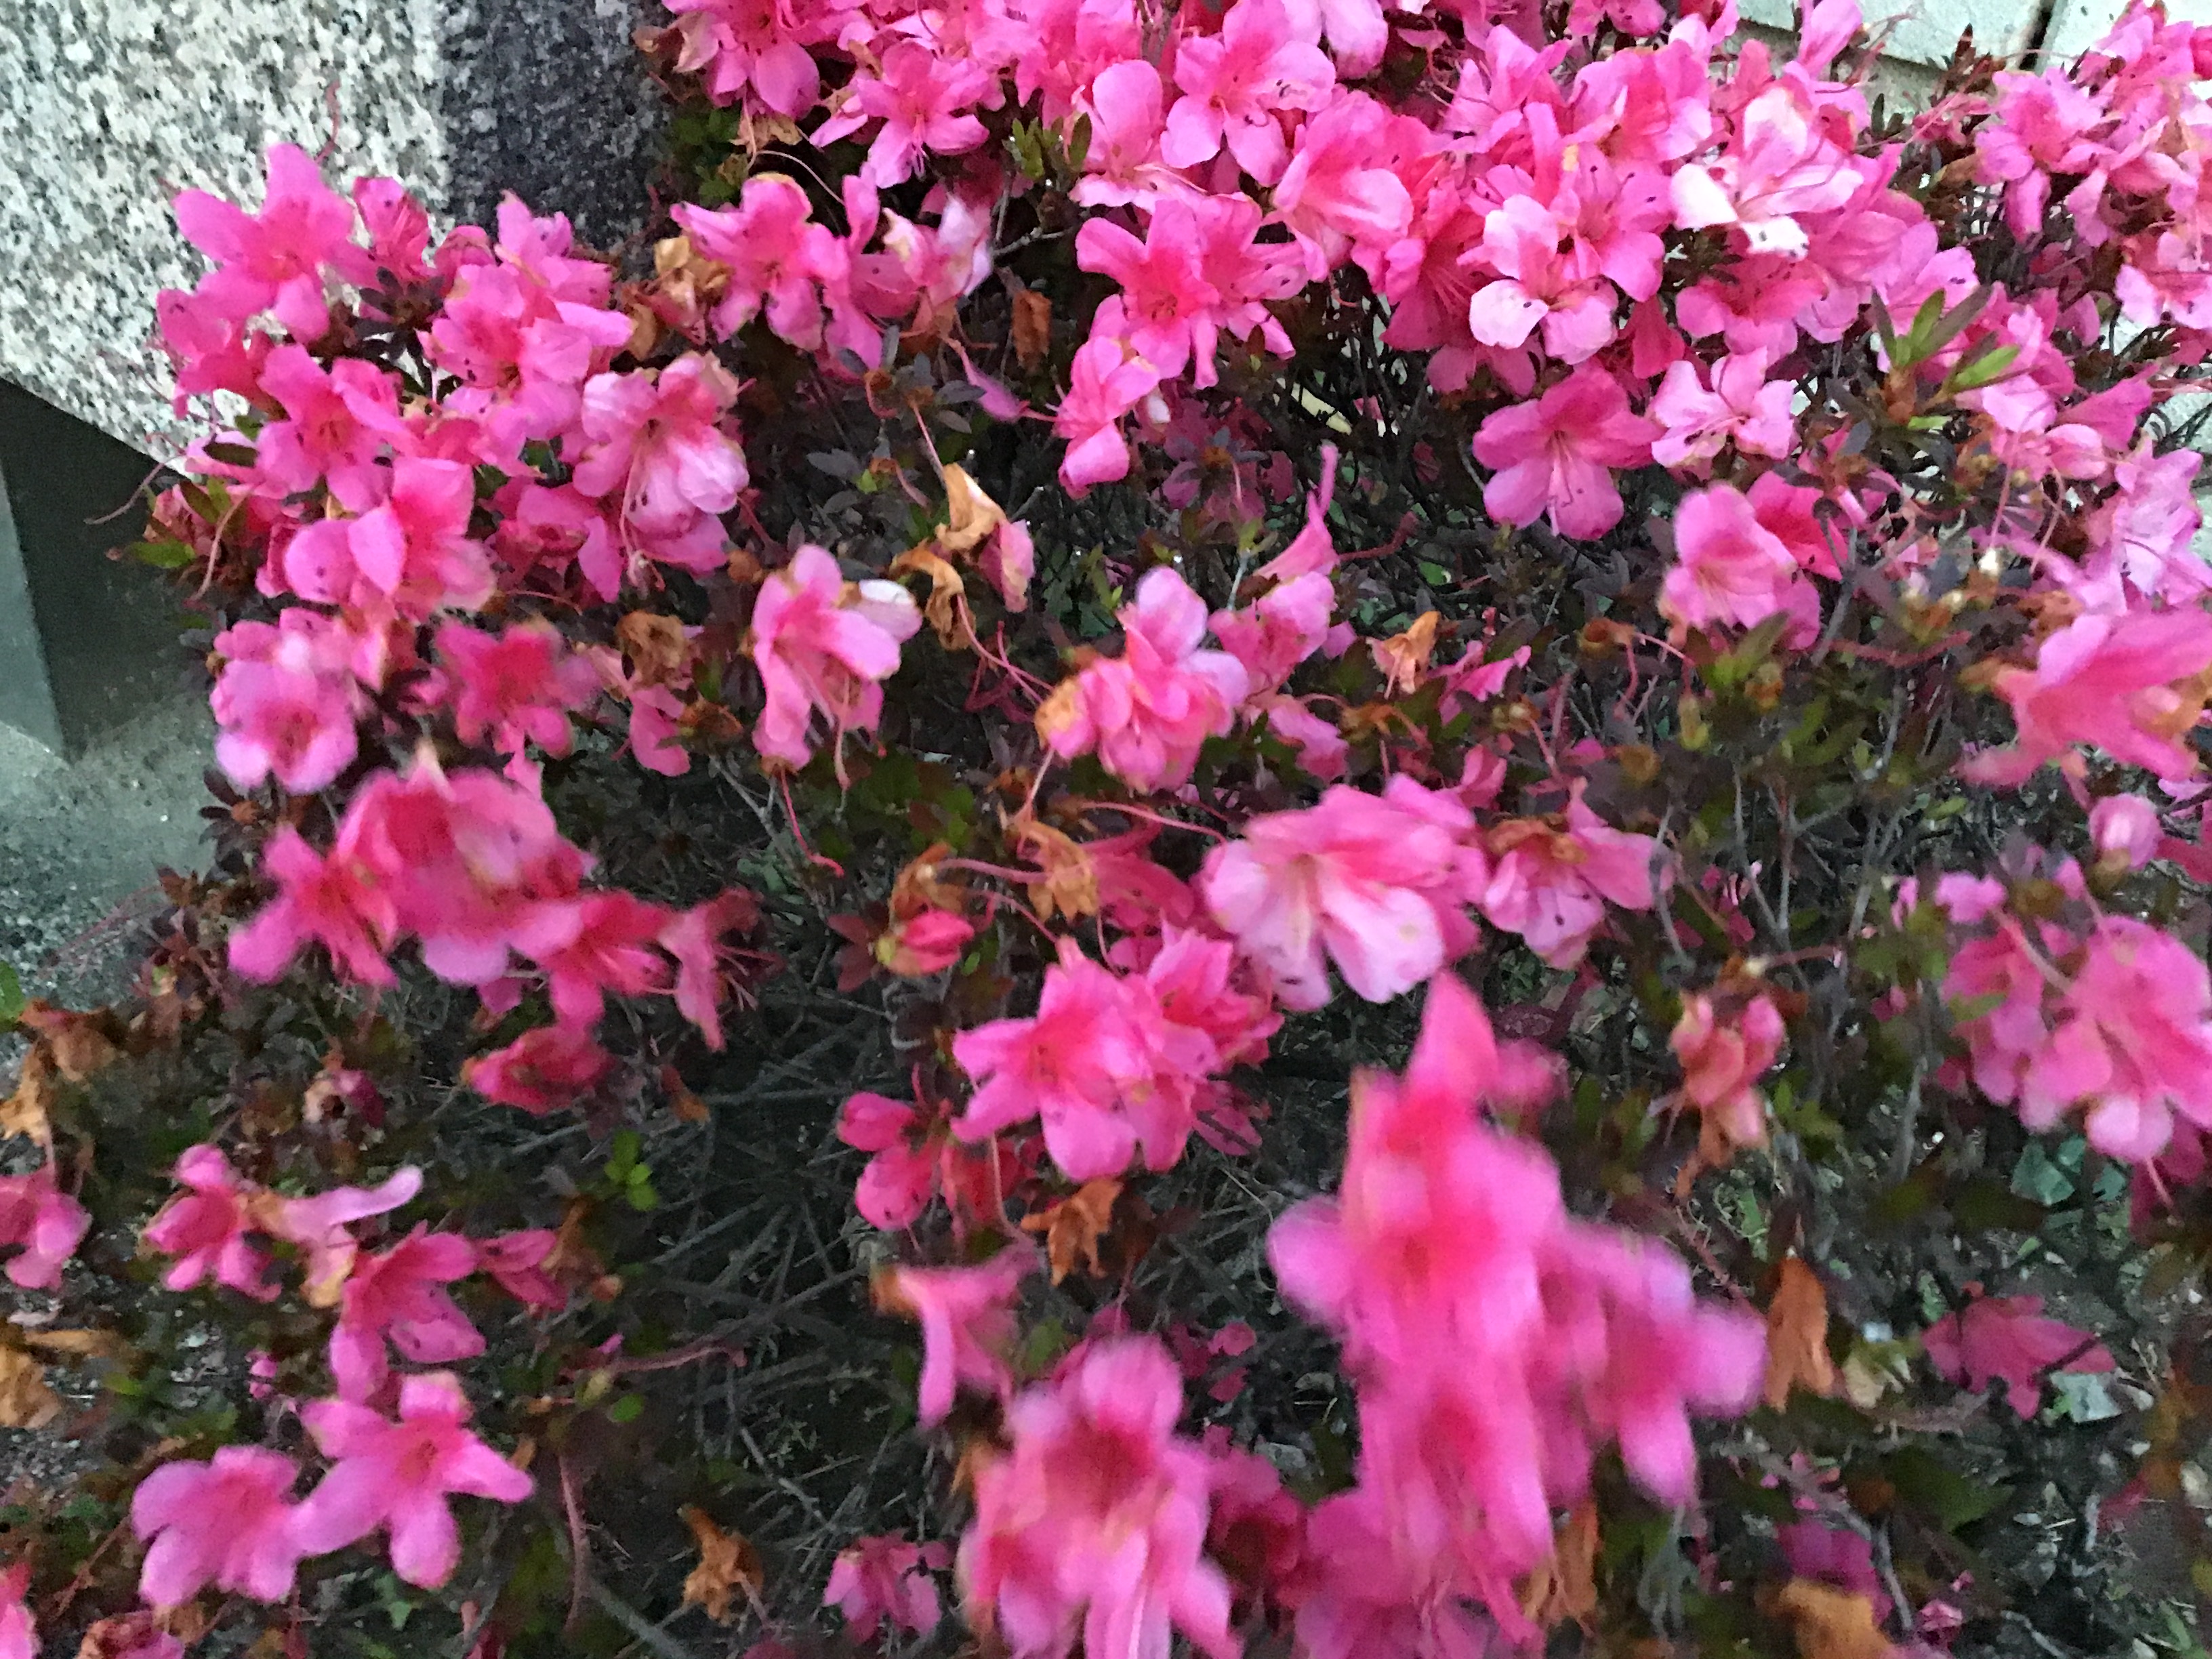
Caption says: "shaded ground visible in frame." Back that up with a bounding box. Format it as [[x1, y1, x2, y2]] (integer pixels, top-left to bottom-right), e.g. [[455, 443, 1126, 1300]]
[[0, 695, 212, 1006]]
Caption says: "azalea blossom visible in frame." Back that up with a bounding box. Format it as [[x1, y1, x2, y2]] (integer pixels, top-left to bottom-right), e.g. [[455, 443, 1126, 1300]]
[[133, 1448, 308, 1607], [0, 1166, 89, 1291], [961, 1336, 1237, 1659], [329, 1227, 486, 1401], [1922, 1292, 2114, 1416], [876, 1251, 1033, 1426], [825, 1534, 951, 1638], [1471, 364, 1659, 540], [294, 1372, 533, 1587], [750, 544, 923, 771], [1477, 785, 1665, 968]]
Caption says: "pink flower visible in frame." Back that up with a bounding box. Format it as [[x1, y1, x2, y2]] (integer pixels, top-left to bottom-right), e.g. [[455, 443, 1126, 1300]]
[[253, 344, 403, 508], [132, 1448, 308, 1607], [1036, 567, 1249, 793], [1270, 978, 1759, 1622], [840, 1092, 940, 1229], [1212, 571, 1336, 693], [1671, 83, 1879, 258], [474, 1229, 565, 1309], [1649, 352, 1795, 469], [1163, 0, 1335, 186], [1200, 776, 1480, 1010], [279, 454, 495, 618], [295, 1373, 531, 1587], [1965, 609, 2212, 787], [1670, 991, 1786, 1153], [660, 889, 761, 1050], [270, 1166, 426, 1306], [1659, 480, 1816, 639], [674, 176, 844, 349], [825, 1534, 950, 1639], [877, 1251, 1033, 1426], [750, 544, 922, 771], [661, 0, 828, 115], [228, 826, 394, 986], [144, 1144, 278, 1299], [329, 1228, 486, 1401], [435, 620, 599, 759], [1273, 94, 1419, 279], [465, 1021, 617, 1112], [813, 42, 992, 187], [0, 1566, 28, 1659], [960, 1336, 1236, 1659], [1777, 1521, 1888, 1619], [1465, 194, 1616, 364], [953, 944, 1153, 1179], [1471, 365, 1658, 541], [1054, 335, 1165, 491], [2091, 794, 2163, 869], [1477, 785, 1664, 968], [1922, 1293, 2114, 1417], [0, 1166, 89, 1291], [1072, 60, 1176, 209], [211, 609, 369, 795], [526, 892, 672, 1026], [573, 355, 747, 571], [171, 144, 371, 339]]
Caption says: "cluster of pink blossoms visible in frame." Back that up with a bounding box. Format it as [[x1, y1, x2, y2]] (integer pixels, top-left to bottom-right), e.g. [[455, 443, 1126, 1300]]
[[1269, 977, 1764, 1641], [117, 1151, 552, 1607]]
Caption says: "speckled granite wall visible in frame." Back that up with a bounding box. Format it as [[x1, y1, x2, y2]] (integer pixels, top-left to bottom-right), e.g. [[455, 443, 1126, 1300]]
[[0, 0, 662, 457]]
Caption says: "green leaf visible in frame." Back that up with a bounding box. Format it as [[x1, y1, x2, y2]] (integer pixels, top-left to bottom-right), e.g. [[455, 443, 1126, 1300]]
[[1940, 342, 2021, 397], [126, 539, 197, 569], [607, 1393, 645, 1424], [1879, 1446, 2008, 1531], [0, 961, 20, 1027]]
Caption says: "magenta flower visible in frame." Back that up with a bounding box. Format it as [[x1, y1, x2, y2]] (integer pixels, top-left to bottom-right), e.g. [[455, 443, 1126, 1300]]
[[675, 176, 845, 349], [171, 144, 371, 339], [813, 42, 992, 187], [0, 1564, 34, 1659], [1274, 93, 1419, 280], [750, 544, 922, 771], [474, 1229, 565, 1310], [659, 889, 760, 1050], [525, 892, 672, 1027], [662, 0, 827, 115], [1964, 607, 2212, 786], [1036, 567, 1248, 793], [1471, 363, 1658, 541], [1658, 480, 1815, 639], [295, 1372, 532, 1588], [878, 1252, 1033, 1426], [1163, 0, 1334, 186], [963, 1336, 1236, 1659], [132, 1447, 308, 1607], [1200, 776, 1479, 1010], [1077, 207, 1221, 385], [825, 1533, 950, 1638], [0, 1166, 89, 1291], [329, 1228, 486, 1401], [1923, 1293, 2114, 1417], [952, 944, 1153, 1179], [211, 609, 369, 795], [270, 1166, 426, 1307], [839, 1092, 939, 1230], [1477, 785, 1664, 968], [573, 354, 748, 572], [253, 344, 403, 509], [435, 620, 599, 760], [143, 1144, 278, 1300], [1071, 60, 1174, 209], [228, 826, 396, 987], [465, 1021, 617, 1113]]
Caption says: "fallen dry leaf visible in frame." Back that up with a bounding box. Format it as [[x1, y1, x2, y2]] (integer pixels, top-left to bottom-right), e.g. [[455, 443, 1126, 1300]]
[[1372, 611, 1441, 698], [888, 546, 970, 649], [1772, 1580, 1895, 1659], [0, 1045, 55, 1147], [1765, 1255, 1838, 1410], [939, 464, 1008, 556], [615, 612, 692, 687], [1520, 1502, 1599, 1629], [20, 1328, 129, 1362], [680, 1505, 763, 1624], [18, 1004, 121, 1083], [1022, 1181, 1122, 1284], [0, 1347, 62, 1429], [1009, 817, 1099, 922], [1012, 289, 1052, 369]]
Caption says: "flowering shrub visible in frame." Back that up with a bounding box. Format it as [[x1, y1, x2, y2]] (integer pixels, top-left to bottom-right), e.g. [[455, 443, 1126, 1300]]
[[11, 0, 2212, 1655]]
